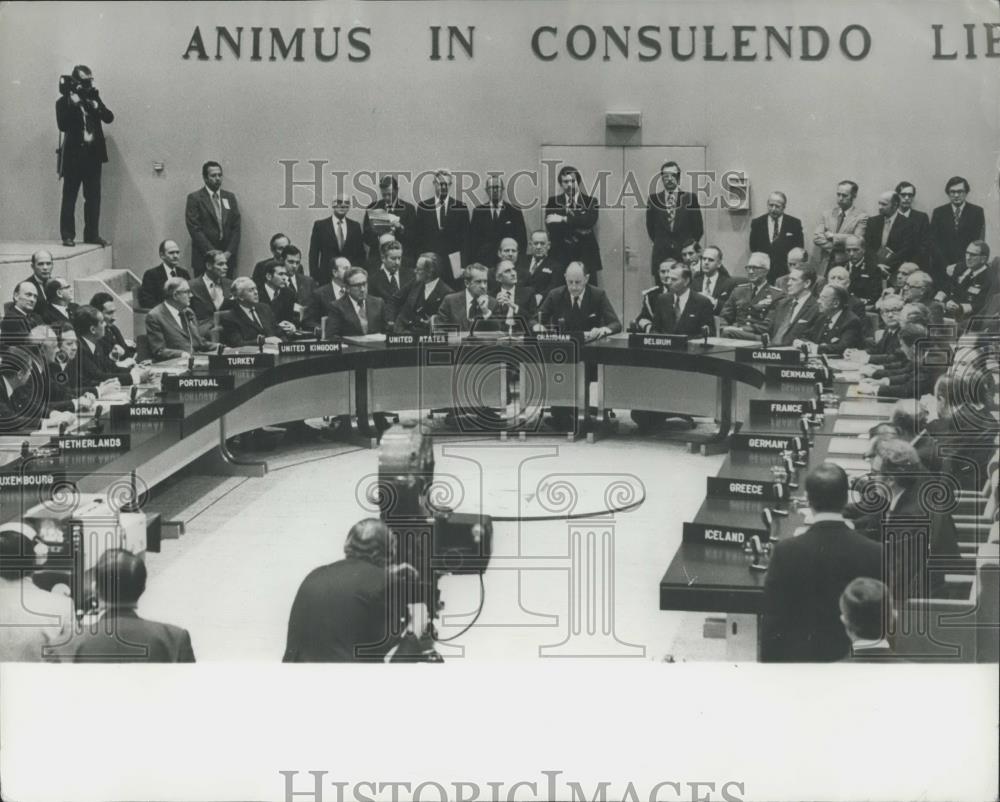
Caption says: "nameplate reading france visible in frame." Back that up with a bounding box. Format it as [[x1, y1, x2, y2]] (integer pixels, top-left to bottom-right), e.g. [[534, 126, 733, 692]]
[[765, 365, 827, 384], [735, 347, 804, 365], [57, 435, 131, 452], [161, 374, 235, 392], [683, 522, 769, 547], [706, 476, 781, 501], [386, 333, 448, 346], [749, 399, 819, 418], [729, 434, 804, 453], [277, 342, 343, 355], [208, 353, 276, 370], [110, 403, 185, 422], [628, 333, 689, 350]]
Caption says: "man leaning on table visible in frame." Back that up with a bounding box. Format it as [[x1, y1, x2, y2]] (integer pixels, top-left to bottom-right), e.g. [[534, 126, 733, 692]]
[[144, 277, 214, 361]]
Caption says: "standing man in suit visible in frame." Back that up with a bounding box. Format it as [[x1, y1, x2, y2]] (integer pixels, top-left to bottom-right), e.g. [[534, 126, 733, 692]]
[[813, 180, 868, 271], [864, 190, 917, 284], [40, 278, 78, 331], [363, 176, 417, 271], [367, 240, 413, 303], [761, 463, 883, 662], [690, 246, 739, 315], [764, 265, 822, 346], [144, 278, 213, 360], [930, 176, 986, 286], [434, 263, 499, 332], [56, 65, 113, 247], [523, 230, 564, 304], [251, 232, 289, 286], [645, 161, 704, 279], [803, 284, 865, 356], [844, 235, 882, 307], [895, 181, 931, 270], [23, 250, 55, 320], [325, 267, 389, 339], [220, 278, 291, 346], [749, 191, 804, 283], [0, 282, 43, 349], [494, 260, 538, 334], [309, 197, 366, 285], [465, 175, 527, 266], [185, 161, 241, 276], [938, 240, 996, 320], [392, 253, 451, 333], [188, 250, 232, 334], [415, 169, 470, 291], [645, 263, 716, 336], [720, 253, 785, 339], [138, 240, 190, 309], [302, 256, 351, 331], [545, 166, 603, 284], [257, 263, 298, 328]]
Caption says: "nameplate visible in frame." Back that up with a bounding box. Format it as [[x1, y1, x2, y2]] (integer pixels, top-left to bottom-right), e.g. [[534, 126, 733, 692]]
[[56, 435, 131, 452], [765, 366, 829, 384], [110, 403, 185, 422], [706, 476, 781, 502], [162, 374, 235, 392], [208, 354, 276, 370], [0, 471, 66, 491], [729, 434, 806, 453], [386, 333, 449, 346], [278, 342, 344, 355], [531, 332, 584, 345], [749, 399, 820, 418], [735, 348, 804, 365], [683, 522, 770, 547], [628, 333, 689, 350]]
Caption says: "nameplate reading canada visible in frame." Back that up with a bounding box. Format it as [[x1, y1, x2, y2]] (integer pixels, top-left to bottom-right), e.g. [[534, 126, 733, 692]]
[[162, 374, 235, 392], [57, 435, 131, 452], [683, 521, 770, 547], [277, 342, 344, 355], [628, 333, 689, 350], [706, 476, 781, 501], [735, 347, 804, 365], [208, 353, 276, 370], [111, 403, 185, 421]]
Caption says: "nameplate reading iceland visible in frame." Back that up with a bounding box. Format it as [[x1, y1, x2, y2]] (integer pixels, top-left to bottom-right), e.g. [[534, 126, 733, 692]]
[[57, 435, 131, 452], [683, 522, 769, 547], [729, 434, 803, 452], [111, 403, 185, 421], [278, 342, 343, 355], [386, 333, 448, 346], [208, 353, 276, 370], [765, 365, 827, 384], [0, 471, 66, 490], [749, 399, 819, 418], [628, 333, 689, 350], [706, 476, 780, 501], [735, 347, 804, 365], [162, 374, 235, 392]]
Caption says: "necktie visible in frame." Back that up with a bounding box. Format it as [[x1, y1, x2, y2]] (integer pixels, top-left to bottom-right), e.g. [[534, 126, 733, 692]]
[[573, 296, 581, 312], [438, 202, 445, 231], [834, 209, 845, 233], [358, 302, 368, 334], [210, 281, 222, 308], [771, 218, 780, 243], [492, 206, 499, 222], [213, 192, 223, 229], [336, 219, 345, 250], [881, 216, 892, 247], [250, 307, 262, 330], [469, 299, 478, 320], [953, 206, 961, 228], [389, 273, 398, 293], [530, 258, 539, 275], [705, 275, 714, 298], [674, 296, 681, 319]]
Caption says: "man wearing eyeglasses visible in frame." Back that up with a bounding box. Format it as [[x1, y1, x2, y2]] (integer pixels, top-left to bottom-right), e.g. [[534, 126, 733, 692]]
[[929, 176, 986, 285], [936, 240, 996, 320], [325, 268, 388, 339], [894, 181, 931, 270], [645, 161, 703, 280]]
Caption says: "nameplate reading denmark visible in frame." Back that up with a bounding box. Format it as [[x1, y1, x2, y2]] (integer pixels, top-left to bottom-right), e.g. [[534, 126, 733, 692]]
[[735, 348, 804, 365], [628, 333, 689, 350], [749, 399, 819, 418], [706, 476, 780, 501], [765, 365, 826, 384], [110, 403, 185, 422], [161, 374, 235, 392], [729, 434, 804, 453], [57, 435, 131, 452], [208, 354, 276, 370], [386, 333, 449, 346], [0, 472, 66, 491], [683, 522, 770, 547], [278, 342, 344, 355]]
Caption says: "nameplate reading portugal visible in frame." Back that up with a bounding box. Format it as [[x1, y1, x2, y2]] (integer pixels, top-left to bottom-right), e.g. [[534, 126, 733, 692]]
[[208, 353, 276, 370], [683, 521, 770, 547], [706, 476, 781, 501], [765, 365, 828, 384], [278, 342, 344, 355], [729, 434, 805, 453], [735, 348, 804, 365], [628, 333, 689, 350], [386, 333, 449, 346], [161, 374, 235, 392], [56, 435, 131, 452], [0, 471, 67, 491], [110, 403, 185, 422], [749, 399, 820, 418]]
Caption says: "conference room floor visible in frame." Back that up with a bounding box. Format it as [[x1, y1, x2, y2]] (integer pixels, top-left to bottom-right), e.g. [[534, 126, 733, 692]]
[[138, 421, 728, 662]]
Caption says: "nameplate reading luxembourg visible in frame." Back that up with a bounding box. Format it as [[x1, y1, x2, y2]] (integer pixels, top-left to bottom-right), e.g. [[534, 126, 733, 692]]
[[208, 353, 276, 370], [627, 333, 689, 350], [161, 374, 235, 392], [735, 348, 804, 365], [56, 435, 131, 452], [278, 342, 344, 355], [749, 399, 820, 418], [706, 476, 781, 501], [683, 521, 770, 547], [110, 403, 185, 422], [729, 434, 805, 453], [0, 471, 66, 490], [765, 365, 828, 384], [386, 333, 449, 346]]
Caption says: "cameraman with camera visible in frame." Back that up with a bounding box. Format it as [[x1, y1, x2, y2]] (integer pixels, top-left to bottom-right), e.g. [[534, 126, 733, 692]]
[[56, 65, 113, 247]]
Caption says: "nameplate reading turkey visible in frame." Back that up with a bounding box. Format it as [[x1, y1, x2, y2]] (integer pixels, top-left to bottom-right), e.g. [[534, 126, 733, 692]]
[[56, 435, 131, 452], [387, 333, 449, 346], [628, 333, 689, 350], [706, 476, 781, 501], [162, 374, 235, 392], [278, 342, 343, 355], [683, 521, 770, 547], [735, 348, 804, 365], [0, 471, 66, 491], [729, 434, 805, 453], [110, 403, 185, 422], [208, 354, 276, 370], [765, 365, 828, 384], [749, 399, 820, 418]]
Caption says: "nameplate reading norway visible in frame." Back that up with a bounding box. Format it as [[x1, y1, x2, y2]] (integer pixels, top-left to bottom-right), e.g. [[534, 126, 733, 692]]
[[765, 365, 828, 384], [683, 521, 770, 547], [386, 333, 449, 346], [57, 435, 131, 452], [706, 476, 781, 501], [110, 403, 185, 422], [729, 434, 805, 453], [208, 353, 276, 370], [628, 333, 689, 350], [735, 347, 804, 365], [161, 374, 235, 392], [749, 399, 820, 418], [277, 342, 344, 355]]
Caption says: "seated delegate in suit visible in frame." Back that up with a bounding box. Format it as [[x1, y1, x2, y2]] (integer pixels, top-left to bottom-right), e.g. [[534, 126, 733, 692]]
[[900, 270, 946, 325], [251, 231, 289, 286], [536, 262, 621, 340], [302, 256, 351, 331], [644, 262, 716, 336], [845, 292, 905, 364], [144, 277, 214, 360], [843, 235, 882, 307], [10, 325, 96, 420], [823, 266, 869, 327], [70, 305, 151, 387], [645, 161, 703, 280], [0, 281, 43, 351], [523, 229, 564, 304], [689, 245, 740, 316], [434, 263, 501, 333], [362, 176, 417, 271], [220, 278, 293, 347], [188, 250, 233, 335], [493, 260, 538, 335], [90, 292, 136, 361], [392, 252, 450, 333], [748, 191, 804, 283], [185, 161, 241, 276], [280, 245, 317, 316], [308, 197, 366, 285], [839, 578, 900, 662], [937, 240, 996, 320], [367, 239, 413, 303], [488, 237, 531, 293], [760, 462, 883, 663], [464, 175, 527, 267], [864, 190, 917, 282], [927, 370, 999, 491], [929, 175, 986, 285], [719, 252, 785, 339], [632, 260, 672, 332], [763, 265, 821, 347], [58, 549, 195, 663], [257, 262, 298, 328], [325, 268, 389, 339], [544, 166, 602, 285], [799, 284, 864, 356], [138, 239, 190, 309], [858, 322, 939, 399], [40, 278, 78, 331]]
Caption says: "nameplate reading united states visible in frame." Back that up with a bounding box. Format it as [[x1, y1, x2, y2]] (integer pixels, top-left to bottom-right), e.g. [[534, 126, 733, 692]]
[[162, 374, 235, 392], [386, 333, 449, 346], [729, 434, 805, 453], [56, 435, 131, 452], [277, 342, 344, 355], [706, 476, 781, 501], [735, 347, 804, 365], [683, 521, 770, 547], [110, 403, 185, 421], [628, 333, 689, 350], [208, 353, 276, 370], [765, 365, 827, 384]]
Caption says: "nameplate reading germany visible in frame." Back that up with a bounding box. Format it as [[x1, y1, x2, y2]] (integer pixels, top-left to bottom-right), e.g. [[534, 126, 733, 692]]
[[386, 333, 448, 346], [735, 347, 804, 365], [111, 403, 185, 421], [162, 374, 236, 392], [729, 434, 804, 453], [706, 476, 781, 501], [683, 521, 770, 547], [208, 353, 276, 370], [628, 333, 689, 350], [277, 342, 344, 355], [57, 435, 131, 452]]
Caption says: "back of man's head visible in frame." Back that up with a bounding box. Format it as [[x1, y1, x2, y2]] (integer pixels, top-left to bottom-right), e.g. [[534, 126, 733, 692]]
[[344, 518, 392, 566], [875, 438, 923, 487], [0, 529, 36, 581], [840, 577, 892, 641], [95, 548, 147, 606], [805, 462, 849, 514]]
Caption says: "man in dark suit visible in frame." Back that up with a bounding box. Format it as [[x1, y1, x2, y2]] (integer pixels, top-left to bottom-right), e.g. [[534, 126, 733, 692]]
[[362, 176, 417, 271], [144, 277, 214, 360], [860, 322, 940, 399], [0, 281, 43, 350], [720, 253, 785, 339], [40, 278, 78, 331], [764, 265, 822, 347], [278, 245, 317, 322], [309, 197, 366, 284], [465, 175, 527, 266], [865, 191, 917, 283], [257, 263, 298, 328], [523, 230, 565, 304], [138, 240, 190, 309], [185, 161, 241, 276], [536, 262, 621, 338], [749, 191, 805, 283], [90, 291, 136, 361], [631, 260, 672, 332], [839, 578, 899, 661], [415, 169, 470, 291], [392, 253, 451, 333], [895, 181, 931, 270], [807, 285, 864, 356], [938, 240, 996, 320], [690, 246, 740, 315], [930, 176, 986, 286], [367, 240, 413, 303], [10, 324, 95, 421], [220, 278, 291, 346], [251, 232, 289, 286], [23, 250, 54, 320], [645, 161, 703, 280], [187, 250, 232, 334], [645, 263, 716, 336], [545, 166, 602, 284], [325, 268, 389, 339], [62, 550, 195, 663], [761, 463, 883, 662], [70, 305, 149, 386], [56, 65, 113, 247], [434, 263, 500, 332], [844, 235, 882, 306], [302, 256, 351, 331], [493, 260, 538, 334], [853, 292, 904, 361]]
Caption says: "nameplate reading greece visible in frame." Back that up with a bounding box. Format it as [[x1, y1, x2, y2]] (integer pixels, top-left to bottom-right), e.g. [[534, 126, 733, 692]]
[[628, 333, 689, 350], [765, 365, 828, 384], [208, 353, 276, 370], [729, 434, 806, 453], [161, 374, 236, 392], [706, 476, 782, 502], [110, 403, 185, 422], [735, 347, 804, 365], [56, 434, 131, 452], [386, 333, 448, 346], [277, 342, 344, 355], [682, 521, 770, 547]]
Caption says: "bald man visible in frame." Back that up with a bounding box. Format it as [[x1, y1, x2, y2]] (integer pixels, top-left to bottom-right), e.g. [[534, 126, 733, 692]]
[[864, 190, 917, 279], [23, 250, 54, 319], [844, 235, 881, 306], [749, 191, 804, 282]]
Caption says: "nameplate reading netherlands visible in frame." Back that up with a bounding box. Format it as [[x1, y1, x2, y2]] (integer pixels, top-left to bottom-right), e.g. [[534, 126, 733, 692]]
[[111, 403, 185, 422], [386, 333, 448, 346], [729, 434, 804, 453], [628, 333, 689, 350], [56, 435, 131, 452], [682, 521, 770, 547], [208, 353, 276, 370], [277, 342, 344, 355], [162, 374, 236, 392], [706, 476, 781, 501], [765, 365, 827, 384], [735, 347, 804, 365]]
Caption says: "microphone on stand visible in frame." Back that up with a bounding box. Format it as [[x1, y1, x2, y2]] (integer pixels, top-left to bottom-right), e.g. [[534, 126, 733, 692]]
[[257, 335, 265, 353], [700, 325, 711, 348], [760, 333, 770, 349]]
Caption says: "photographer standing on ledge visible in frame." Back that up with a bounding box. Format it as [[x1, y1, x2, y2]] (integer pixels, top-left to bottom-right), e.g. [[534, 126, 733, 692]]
[[56, 65, 113, 247]]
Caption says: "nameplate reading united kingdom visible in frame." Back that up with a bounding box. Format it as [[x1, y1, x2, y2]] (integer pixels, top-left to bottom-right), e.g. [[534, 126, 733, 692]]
[[628, 333, 689, 350], [386, 333, 449, 346], [56, 435, 131, 452], [729, 434, 805, 453], [683, 521, 770, 547], [209, 353, 276, 370], [735, 347, 804, 365], [110, 403, 185, 422], [277, 342, 344, 355], [765, 365, 827, 384], [706, 476, 781, 501], [749, 399, 820, 418], [162, 374, 235, 392]]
